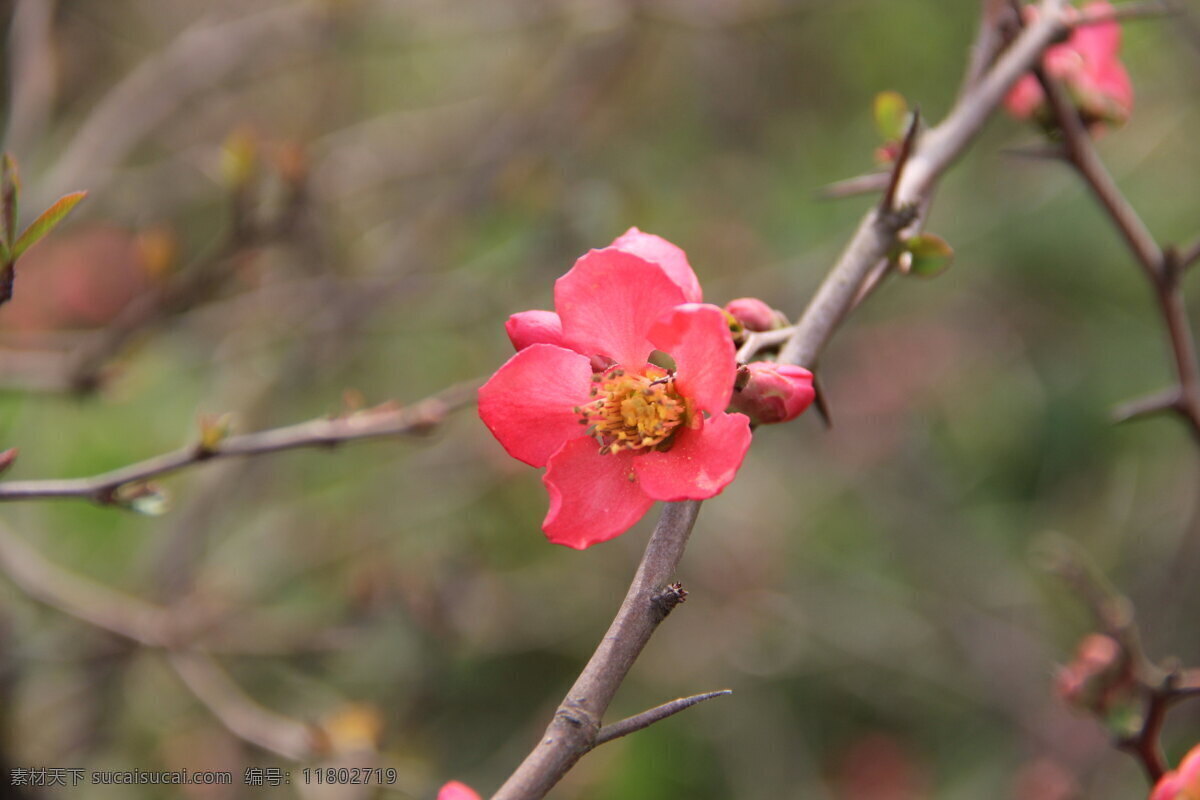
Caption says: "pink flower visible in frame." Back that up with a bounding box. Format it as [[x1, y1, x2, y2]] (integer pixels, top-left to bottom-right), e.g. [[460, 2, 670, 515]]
[[480, 232, 752, 549], [438, 781, 481, 800], [724, 297, 780, 333], [731, 362, 815, 425], [1150, 744, 1200, 800], [1005, 1, 1133, 128]]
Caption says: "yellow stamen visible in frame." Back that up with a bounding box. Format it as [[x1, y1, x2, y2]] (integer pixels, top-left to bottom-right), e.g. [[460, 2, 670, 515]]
[[577, 367, 686, 454]]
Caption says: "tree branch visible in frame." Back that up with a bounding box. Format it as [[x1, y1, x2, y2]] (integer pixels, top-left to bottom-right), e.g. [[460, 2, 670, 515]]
[[0, 379, 479, 505], [1034, 67, 1200, 441], [492, 4, 1072, 798]]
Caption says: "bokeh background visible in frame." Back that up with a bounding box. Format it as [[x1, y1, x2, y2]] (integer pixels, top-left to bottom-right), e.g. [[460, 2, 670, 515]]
[[1, 0, 1199, 797]]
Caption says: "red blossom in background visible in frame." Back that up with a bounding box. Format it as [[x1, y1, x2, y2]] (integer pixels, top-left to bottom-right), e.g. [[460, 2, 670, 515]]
[[480, 230, 752, 549], [1150, 745, 1200, 800], [1005, 1, 1133, 128], [438, 781, 481, 800]]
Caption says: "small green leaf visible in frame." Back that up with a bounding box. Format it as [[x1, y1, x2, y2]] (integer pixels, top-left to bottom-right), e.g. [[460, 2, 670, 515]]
[[873, 91, 909, 143], [903, 233, 954, 277], [1, 154, 19, 249], [12, 191, 88, 260]]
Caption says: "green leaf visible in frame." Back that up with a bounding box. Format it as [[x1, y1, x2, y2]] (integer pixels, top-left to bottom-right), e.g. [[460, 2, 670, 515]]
[[873, 91, 909, 143], [1, 154, 19, 250], [903, 233, 954, 277], [11, 191, 88, 260]]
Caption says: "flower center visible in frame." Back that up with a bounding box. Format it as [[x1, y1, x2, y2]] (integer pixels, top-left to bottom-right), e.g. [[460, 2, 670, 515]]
[[576, 367, 687, 455]]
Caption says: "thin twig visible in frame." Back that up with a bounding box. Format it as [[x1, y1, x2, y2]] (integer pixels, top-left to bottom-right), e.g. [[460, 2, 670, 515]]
[[1034, 68, 1200, 441], [735, 325, 797, 363], [167, 651, 322, 761], [1033, 69, 1163, 278], [1111, 387, 1181, 423], [0, 379, 479, 505], [1179, 235, 1200, 271], [594, 690, 732, 746]]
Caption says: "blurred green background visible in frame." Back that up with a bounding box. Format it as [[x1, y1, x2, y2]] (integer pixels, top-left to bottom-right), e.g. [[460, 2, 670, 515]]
[[1, 0, 1199, 798]]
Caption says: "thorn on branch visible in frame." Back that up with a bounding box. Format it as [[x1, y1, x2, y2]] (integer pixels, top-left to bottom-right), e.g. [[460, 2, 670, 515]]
[[650, 582, 688, 620], [820, 172, 891, 200], [1111, 387, 1181, 424], [594, 689, 732, 747], [879, 107, 921, 214], [812, 373, 833, 429]]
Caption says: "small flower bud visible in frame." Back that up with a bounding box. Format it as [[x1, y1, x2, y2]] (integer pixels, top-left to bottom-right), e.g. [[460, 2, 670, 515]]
[[723, 297, 781, 332], [1054, 633, 1133, 716], [730, 362, 815, 425], [505, 310, 564, 351]]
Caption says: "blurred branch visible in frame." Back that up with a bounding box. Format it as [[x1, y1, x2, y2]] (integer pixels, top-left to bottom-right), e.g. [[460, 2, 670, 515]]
[[0, 518, 344, 759], [960, 0, 1017, 97], [594, 690, 732, 747], [0, 379, 479, 505], [0, 521, 172, 646], [0, 347, 75, 393], [819, 172, 890, 199], [3, 0, 57, 158], [1111, 387, 1180, 423], [37, 4, 326, 206], [167, 651, 323, 761], [1033, 68, 1200, 442], [493, 5, 1072, 799]]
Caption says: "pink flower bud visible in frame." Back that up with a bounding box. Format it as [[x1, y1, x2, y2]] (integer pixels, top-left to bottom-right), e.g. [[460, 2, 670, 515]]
[[438, 781, 481, 800], [505, 310, 564, 351], [730, 362, 815, 424], [724, 297, 780, 333], [1150, 744, 1200, 800], [1055, 633, 1133, 715]]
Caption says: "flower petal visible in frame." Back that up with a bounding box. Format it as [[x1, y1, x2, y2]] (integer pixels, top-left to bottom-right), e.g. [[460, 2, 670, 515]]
[[1075, 2, 1121, 63], [610, 227, 703, 303], [543, 438, 654, 549], [506, 310, 565, 351], [634, 412, 752, 502], [648, 303, 737, 415], [478, 344, 593, 467], [555, 247, 687, 368], [438, 783, 481, 800]]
